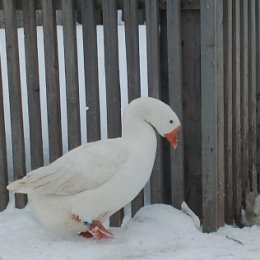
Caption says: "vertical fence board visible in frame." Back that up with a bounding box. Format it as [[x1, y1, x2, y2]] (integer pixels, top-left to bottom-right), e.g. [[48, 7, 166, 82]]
[[102, 0, 123, 227], [256, 0, 260, 192], [23, 0, 43, 170], [232, 0, 242, 223], [0, 55, 9, 211], [42, 0, 62, 162], [145, 0, 164, 204], [124, 0, 143, 216], [166, 0, 184, 209], [3, 0, 27, 208], [248, 0, 257, 194], [62, 0, 81, 150], [240, 0, 249, 200], [81, 0, 101, 142], [181, 9, 202, 217], [223, 0, 233, 224], [201, 0, 224, 232]]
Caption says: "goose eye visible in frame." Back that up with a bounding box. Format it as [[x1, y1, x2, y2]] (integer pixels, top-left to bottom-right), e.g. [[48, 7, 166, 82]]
[[169, 120, 173, 124]]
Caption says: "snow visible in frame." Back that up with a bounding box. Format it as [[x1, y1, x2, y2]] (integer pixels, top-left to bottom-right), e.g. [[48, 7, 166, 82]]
[[1, 201, 260, 260], [1, 23, 260, 260]]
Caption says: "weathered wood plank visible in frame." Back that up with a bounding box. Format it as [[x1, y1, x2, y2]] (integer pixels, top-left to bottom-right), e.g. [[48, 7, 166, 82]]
[[102, 0, 123, 227], [223, 0, 233, 224], [145, 0, 164, 204], [181, 9, 202, 218], [248, 0, 257, 194], [81, 0, 101, 142], [3, 0, 27, 208], [232, 0, 242, 223], [166, 0, 184, 209], [62, 0, 81, 150], [42, 0, 62, 162], [240, 0, 249, 200], [201, 0, 224, 232], [0, 55, 9, 211], [22, 0, 43, 170], [124, 0, 143, 216], [256, 0, 260, 192]]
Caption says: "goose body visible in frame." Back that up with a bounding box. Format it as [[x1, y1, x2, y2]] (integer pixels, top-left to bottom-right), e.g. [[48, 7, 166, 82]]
[[7, 97, 181, 238]]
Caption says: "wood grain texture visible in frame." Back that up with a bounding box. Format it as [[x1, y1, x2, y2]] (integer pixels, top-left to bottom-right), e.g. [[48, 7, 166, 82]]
[[124, 0, 143, 216], [62, 0, 81, 150], [145, 0, 164, 204], [181, 9, 202, 218], [3, 0, 27, 208], [248, 0, 257, 194], [22, 0, 44, 170], [201, 0, 224, 232], [223, 0, 233, 224], [42, 0, 62, 162], [232, 0, 242, 223], [240, 0, 249, 200], [166, 0, 184, 209], [81, 0, 101, 142], [256, 0, 260, 192], [0, 55, 9, 211], [102, 0, 123, 227]]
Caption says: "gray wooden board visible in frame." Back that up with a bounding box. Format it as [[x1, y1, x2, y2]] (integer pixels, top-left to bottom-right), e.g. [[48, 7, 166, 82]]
[[181, 9, 202, 218], [102, 0, 123, 227], [22, 0, 43, 170], [81, 0, 101, 142], [62, 0, 81, 150], [42, 0, 62, 162], [223, 0, 233, 224], [216, 0, 225, 228], [240, 0, 249, 199], [256, 0, 260, 192], [201, 0, 224, 232], [248, 0, 257, 193], [0, 55, 8, 211], [81, 0, 101, 141], [166, 0, 184, 209], [145, 0, 164, 204], [123, 0, 143, 216], [232, 0, 242, 223], [3, 0, 27, 208]]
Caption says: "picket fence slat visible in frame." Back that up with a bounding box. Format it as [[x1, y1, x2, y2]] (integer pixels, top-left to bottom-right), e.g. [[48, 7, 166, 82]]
[[223, 0, 233, 224], [22, 0, 44, 170], [166, 0, 184, 209], [102, 0, 123, 227], [81, 0, 101, 142], [248, 0, 257, 193], [62, 0, 81, 150], [42, 0, 62, 162], [3, 0, 27, 208], [0, 55, 9, 211], [124, 0, 144, 217], [232, 0, 242, 223], [256, 0, 260, 192], [145, 0, 164, 204], [240, 0, 249, 198]]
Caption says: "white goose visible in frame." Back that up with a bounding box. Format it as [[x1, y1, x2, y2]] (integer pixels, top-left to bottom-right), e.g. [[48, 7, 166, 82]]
[[7, 97, 181, 240]]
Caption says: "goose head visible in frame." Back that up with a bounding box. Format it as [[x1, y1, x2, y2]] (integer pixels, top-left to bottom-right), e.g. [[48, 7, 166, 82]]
[[124, 97, 181, 149]]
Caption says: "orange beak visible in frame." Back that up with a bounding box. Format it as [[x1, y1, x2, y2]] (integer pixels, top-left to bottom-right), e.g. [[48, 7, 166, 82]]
[[164, 125, 181, 149]]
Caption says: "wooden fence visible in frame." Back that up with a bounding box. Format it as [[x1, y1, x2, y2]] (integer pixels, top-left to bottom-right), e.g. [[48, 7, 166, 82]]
[[0, 0, 259, 232]]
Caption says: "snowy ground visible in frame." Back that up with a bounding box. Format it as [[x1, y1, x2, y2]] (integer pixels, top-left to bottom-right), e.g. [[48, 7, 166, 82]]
[[1, 201, 260, 260]]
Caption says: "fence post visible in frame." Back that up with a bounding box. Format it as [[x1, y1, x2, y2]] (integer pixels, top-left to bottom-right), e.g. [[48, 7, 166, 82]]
[[201, 0, 225, 232]]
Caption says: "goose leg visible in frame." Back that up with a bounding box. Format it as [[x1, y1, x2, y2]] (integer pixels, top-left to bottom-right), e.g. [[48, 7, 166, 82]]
[[79, 220, 114, 240]]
